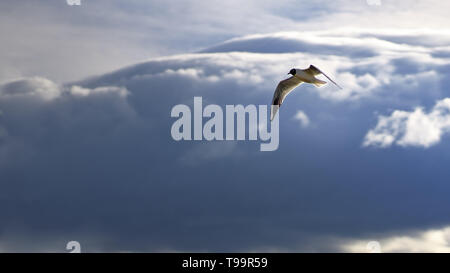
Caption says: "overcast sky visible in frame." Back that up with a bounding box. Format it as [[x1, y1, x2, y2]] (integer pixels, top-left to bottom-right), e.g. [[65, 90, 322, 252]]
[[2, 0, 450, 82], [1, 0, 450, 252]]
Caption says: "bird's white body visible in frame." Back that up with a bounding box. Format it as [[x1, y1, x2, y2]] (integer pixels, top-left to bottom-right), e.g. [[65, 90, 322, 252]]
[[293, 69, 322, 84]]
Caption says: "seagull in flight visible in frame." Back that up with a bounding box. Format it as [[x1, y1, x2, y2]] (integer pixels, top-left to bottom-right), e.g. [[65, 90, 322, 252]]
[[270, 65, 342, 121]]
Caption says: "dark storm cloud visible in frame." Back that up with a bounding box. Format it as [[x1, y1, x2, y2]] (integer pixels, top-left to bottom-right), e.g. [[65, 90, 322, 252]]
[[2, 30, 450, 252]]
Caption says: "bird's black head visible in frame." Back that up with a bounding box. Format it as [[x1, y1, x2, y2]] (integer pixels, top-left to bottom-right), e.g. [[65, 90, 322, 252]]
[[288, 68, 296, 75]]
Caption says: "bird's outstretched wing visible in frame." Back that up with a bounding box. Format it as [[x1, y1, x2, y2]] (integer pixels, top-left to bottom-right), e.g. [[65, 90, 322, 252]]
[[305, 65, 342, 89], [270, 76, 303, 121]]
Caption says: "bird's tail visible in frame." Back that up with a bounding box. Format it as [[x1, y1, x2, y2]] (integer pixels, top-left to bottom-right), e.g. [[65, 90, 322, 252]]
[[270, 95, 281, 121], [270, 104, 279, 121]]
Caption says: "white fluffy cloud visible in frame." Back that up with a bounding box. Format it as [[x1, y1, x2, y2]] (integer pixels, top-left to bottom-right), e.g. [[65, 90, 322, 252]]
[[0, 77, 61, 101], [293, 110, 310, 128], [363, 98, 450, 148], [172, 30, 450, 103], [0, 77, 129, 102], [69, 85, 128, 98]]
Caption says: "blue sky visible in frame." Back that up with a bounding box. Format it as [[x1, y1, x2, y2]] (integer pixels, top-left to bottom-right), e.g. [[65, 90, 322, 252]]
[[1, 0, 450, 252]]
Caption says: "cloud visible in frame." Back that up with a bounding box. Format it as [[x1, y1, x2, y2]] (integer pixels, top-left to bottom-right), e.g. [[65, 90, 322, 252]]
[[363, 98, 450, 148], [342, 226, 450, 253], [194, 30, 450, 103], [0, 77, 129, 101], [69, 85, 128, 98], [3, 28, 450, 252], [0, 77, 61, 101], [0, 76, 134, 167], [293, 110, 310, 128], [2, 0, 450, 83]]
